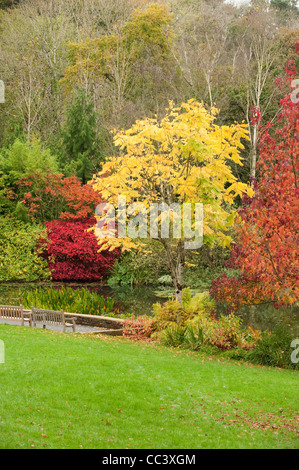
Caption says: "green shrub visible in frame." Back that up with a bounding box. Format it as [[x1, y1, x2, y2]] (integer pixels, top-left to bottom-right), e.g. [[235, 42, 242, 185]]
[[157, 275, 173, 286], [183, 245, 231, 289], [183, 322, 204, 351], [22, 286, 117, 317], [162, 323, 189, 348], [152, 289, 216, 325], [218, 314, 243, 348], [107, 259, 140, 287], [0, 217, 50, 282], [0, 138, 58, 178], [152, 299, 183, 323], [184, 290, 216, 318], [155, 292, 298, 369], [0, 138, 59, 220], [247, 325, 299, 370], [161, 321, 204, 351], [154, 289, 260, 352], [107, 241, 168, 287]]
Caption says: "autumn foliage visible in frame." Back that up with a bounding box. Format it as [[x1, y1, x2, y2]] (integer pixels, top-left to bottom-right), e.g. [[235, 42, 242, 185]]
[[16, 171, 100, 222], [210, 90, 299, 310], [43, 217, 119, 282], [92, 99, 253, 305], [15, 171, 120, 281]]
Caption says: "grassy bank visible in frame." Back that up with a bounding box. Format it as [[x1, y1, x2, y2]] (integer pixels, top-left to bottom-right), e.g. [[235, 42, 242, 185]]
[[0, 325, 298, 449]]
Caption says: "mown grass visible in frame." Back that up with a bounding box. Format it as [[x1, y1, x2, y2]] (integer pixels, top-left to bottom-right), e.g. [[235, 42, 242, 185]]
[[0, 324, 298, 449]]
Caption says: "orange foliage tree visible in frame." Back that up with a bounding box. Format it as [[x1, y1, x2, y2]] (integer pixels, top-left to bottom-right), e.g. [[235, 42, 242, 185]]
[[210, 88, 299, 310]]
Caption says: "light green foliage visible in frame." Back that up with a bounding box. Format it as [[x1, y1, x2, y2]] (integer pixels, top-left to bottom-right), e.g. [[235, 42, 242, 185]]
[[152, 298, 183, 324], [184, 290, 215, 318], [22, 286, 117, 317], [0, 138, 58, 181], [152, 289, 215, 324], [122, 3, 173, 58], [0, 217, 50, 282], [0, 138, 59, 220]]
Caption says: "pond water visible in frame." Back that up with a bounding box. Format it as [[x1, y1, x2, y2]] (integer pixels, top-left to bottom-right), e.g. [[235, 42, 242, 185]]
[[0, 282, 298, 334]]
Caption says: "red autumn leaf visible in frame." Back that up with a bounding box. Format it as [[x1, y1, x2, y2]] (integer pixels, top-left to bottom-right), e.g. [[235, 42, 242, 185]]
[[210, 78, 299, 311]]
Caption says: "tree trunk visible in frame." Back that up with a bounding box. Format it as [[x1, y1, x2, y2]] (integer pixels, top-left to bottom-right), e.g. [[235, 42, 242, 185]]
[[173, 272, 183, 307], [174, 251, 184, 308], [162, 239, 185, 309]]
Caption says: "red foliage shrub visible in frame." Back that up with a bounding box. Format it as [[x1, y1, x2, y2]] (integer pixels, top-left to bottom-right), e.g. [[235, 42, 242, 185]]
[[58, 175, 101, 220], [17, 171, 120, 282], [16, 170, 100, 222], [123, 315, 156, 341], [43, 217, 119, 281], [16, 170, 64, 222]]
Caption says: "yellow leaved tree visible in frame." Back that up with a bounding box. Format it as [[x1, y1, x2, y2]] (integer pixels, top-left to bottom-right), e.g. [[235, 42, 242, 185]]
[[91, 100, 253, 305]]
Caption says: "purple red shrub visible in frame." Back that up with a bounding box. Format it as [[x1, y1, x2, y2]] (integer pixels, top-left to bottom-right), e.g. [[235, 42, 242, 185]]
[[43, 217, 119, 281]]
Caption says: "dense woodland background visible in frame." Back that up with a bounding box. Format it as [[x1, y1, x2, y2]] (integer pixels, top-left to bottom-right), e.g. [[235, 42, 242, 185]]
[[0, 0, 298, 181]]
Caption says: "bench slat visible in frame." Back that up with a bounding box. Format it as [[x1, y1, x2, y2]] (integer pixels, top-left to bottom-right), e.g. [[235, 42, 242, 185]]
[[0, 305, 27, 326], [31, 308, 76, 332]]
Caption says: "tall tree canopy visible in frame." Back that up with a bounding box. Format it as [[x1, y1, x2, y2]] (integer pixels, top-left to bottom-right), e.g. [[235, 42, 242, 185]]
[[91, 100, 253, 304]]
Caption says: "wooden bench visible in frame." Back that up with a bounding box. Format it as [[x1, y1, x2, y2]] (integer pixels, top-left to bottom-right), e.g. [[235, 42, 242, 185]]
[[31, 307, 76, 332], [0, 304, 32, 327]]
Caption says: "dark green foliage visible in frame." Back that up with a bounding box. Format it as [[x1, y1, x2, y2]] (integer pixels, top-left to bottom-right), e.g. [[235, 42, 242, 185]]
[[247, 325, 299, 370], [161, 322, 204, 351], [162, 323, 190, 348], [61, 89, 102, 183], [108, 244, 229, 290], [182, 322, 204, 351], [0, 0, 20, 10], [107, 242, 169, 287]]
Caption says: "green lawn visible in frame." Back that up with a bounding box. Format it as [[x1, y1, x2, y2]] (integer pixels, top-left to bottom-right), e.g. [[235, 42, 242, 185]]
[[0, 324, 298, 449]]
